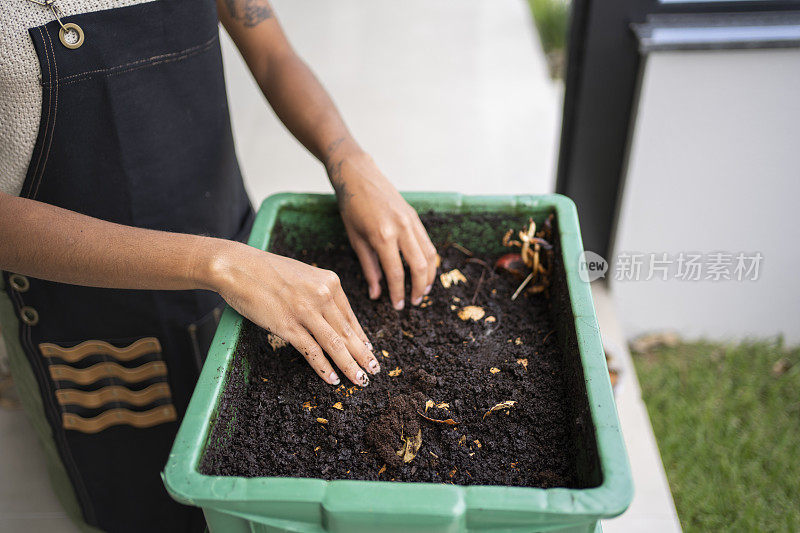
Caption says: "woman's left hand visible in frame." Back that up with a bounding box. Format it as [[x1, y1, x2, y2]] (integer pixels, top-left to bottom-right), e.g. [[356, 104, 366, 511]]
[[327, 148, 438, 310]]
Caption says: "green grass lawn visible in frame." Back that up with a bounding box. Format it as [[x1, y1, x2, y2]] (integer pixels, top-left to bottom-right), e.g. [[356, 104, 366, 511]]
[[633, 340, 800, 532]]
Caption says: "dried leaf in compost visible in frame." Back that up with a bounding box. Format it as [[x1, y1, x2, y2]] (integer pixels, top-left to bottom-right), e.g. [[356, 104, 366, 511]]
[[396, 430, 423, 463], [489, 367, 500, 374], [316, 417, 328, 425], [332, 402, 344, 410], [424, 399, 435, 412], [516, 358, 528, 369], [482, 400, 517, 420], [388, 367, 402, 377]]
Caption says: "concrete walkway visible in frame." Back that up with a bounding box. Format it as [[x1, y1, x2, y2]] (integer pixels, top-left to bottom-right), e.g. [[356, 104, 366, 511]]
[[593, 285, 683, 532], [0, 2, 679, 532]]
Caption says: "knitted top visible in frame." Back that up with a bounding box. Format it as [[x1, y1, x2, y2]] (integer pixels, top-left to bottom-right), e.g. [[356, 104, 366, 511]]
[[0, 0, 156, 196]]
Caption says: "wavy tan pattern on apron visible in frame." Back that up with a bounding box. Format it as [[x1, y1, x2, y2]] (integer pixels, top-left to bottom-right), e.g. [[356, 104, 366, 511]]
[[41, 337, 177, 433]]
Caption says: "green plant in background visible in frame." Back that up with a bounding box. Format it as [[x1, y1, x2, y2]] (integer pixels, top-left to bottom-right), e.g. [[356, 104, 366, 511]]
[[634, 340, 800, 531], [526, 0, 571, 79]]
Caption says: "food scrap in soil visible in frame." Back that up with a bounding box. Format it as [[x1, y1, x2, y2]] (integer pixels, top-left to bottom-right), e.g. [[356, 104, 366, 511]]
[[418, 411, 458, 425], [200, 213, 591, 489], [457, 305, 486, 321], [483, 400, 517, 420], [439, 269, 467, 289], [497, 216, 555, 300]]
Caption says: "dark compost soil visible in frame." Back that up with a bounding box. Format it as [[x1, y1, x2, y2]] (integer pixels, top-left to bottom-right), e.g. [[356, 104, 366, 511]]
[[200, 212, 598, 488]]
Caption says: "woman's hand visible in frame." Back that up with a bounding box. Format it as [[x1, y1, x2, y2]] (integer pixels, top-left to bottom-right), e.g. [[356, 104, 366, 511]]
[[327, 148, 438, 310], [206, 241, 379, 386], [0, 191, 379, 387]]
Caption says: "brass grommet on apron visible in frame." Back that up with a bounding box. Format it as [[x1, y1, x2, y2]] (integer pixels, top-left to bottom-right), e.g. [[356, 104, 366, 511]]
[[20, 306, 40, 326], [9, 274, 30, 293], [24, 0, 85, 50], [59, 23, 84, 49]]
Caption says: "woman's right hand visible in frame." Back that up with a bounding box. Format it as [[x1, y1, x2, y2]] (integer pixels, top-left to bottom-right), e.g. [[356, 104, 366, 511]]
[[203, 240, 378, 386]]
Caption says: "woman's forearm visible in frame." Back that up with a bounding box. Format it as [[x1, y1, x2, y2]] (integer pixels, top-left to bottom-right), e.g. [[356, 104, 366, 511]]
[[0, 191, 230, 292], [216, 0, 361, 170], [257, 52, 362, 169]]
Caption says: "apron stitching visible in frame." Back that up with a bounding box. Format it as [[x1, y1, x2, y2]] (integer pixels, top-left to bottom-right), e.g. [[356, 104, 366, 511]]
[[25, 27, 54, 200], [29, 27, 52, 198], [58, 38, 218, 88], [33, 27, 59, 201], [46, 34, 218, 87], [103, 42, 218, 82]]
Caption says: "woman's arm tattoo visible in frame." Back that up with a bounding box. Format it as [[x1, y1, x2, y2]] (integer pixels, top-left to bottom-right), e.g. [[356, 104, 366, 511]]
[[224, 0, 273, 27]]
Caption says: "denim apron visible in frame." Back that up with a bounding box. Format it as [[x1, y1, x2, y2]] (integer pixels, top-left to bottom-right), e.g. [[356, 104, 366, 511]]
[[2, 0, 253, 530]]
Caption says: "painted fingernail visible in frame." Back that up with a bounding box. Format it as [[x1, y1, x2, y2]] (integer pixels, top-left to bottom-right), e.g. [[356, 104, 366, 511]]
[[356, 369, 370, 386], [369, 286, 379, 299], [368, 359, 381, 374], [412, 295, 423, 306], [329, 372, 340, 385], [366, 341, 374, 351], [394, 299, 405, 310], [424, 284, 432, 295]]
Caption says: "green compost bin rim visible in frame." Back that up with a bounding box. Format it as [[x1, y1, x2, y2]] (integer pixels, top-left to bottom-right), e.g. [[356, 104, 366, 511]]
[[163, 192, 633, 526]]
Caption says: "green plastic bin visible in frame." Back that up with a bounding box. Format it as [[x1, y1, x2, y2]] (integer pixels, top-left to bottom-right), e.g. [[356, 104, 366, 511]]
[[163, 193, 632, 533]]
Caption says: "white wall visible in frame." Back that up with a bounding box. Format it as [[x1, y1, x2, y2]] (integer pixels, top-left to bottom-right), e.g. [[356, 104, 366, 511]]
[[612, 48, 800, 343], [219, 0, 562, 205]]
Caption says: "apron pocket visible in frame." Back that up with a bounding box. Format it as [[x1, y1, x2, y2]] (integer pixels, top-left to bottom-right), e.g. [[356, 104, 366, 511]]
[[38, 337, 177, 433]]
